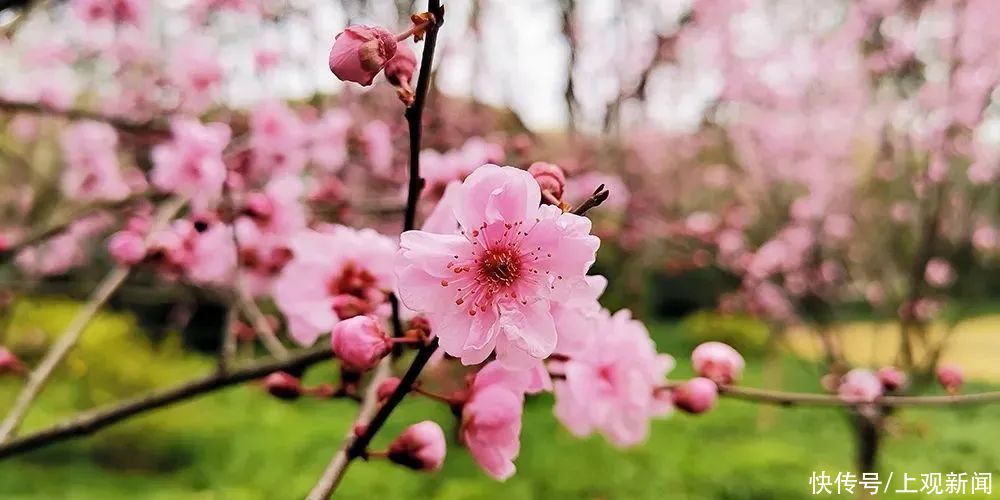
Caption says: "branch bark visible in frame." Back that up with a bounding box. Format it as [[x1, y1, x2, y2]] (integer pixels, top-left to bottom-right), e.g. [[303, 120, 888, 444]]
[[0, 196, 187, 442], [0, 345, 332, 460]]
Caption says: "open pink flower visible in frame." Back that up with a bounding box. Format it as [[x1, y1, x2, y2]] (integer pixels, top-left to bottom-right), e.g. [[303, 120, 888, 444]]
[[168, 36, 223, 114], [72, 0, 145, 26], [553, 309, 673, 447], [250, 100, 308, 177], [396, 165, 600, 369], [151, 119, 231, 209], [309, 110, 353, 171], [329, 25, 398, 86], [461, 362, 528, 481], [838, 369, 883, 403], [273, 227, 396, 346], [60, 121, 130, 202]]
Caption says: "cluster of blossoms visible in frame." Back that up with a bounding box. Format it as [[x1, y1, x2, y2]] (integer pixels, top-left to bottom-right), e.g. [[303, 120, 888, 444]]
[[834, 363, 965, 404]]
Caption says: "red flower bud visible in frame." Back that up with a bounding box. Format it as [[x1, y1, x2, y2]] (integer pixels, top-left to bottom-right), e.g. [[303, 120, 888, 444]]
[[877, 366, 907, 392], [330, 316, 392, 372], [936, 363, 964, 394], [377, 377, 402, 402], [264, 371, 303, 400], [528, 162, 567, 201], [673, 377, 718, 414], [0, 347, 26, 376], [387, 421, 447, 471]]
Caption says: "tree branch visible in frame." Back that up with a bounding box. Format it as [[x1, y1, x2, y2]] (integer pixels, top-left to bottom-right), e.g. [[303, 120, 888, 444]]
[[0, 345, 332, 460], [0, 196, 186, 443], [0, 99, 171, 136], [660, 381, 1000, 407]]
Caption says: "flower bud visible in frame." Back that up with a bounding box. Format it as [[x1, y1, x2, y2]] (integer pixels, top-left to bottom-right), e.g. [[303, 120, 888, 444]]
[[329, 25, 398, 86], [936, 363, 963, 394], [387, 420, 447, 471], [0, 347, 26, 376], [877, 366, 907, 392], [528, 162, 566, 201], [243, 192, 274, 222], [673, 377, 718, 414], [377, 377, 402, 402], [330, 316, 392, 372], [107, 230, 147, 266], [691, 341, 745, 385], [264, 371, 303, 400], [837, 369, 882, 403], [384, 45, 417, 105]]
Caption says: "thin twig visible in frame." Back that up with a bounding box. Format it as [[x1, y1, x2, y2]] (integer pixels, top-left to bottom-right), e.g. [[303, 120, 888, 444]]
[[305, 358, 392, 499], [235, 288, 288, 359], [0, 345, 332, 460], [307, 3, 444, 497], [659, 381, 1000, 407], [571, 185, 610, 216], [0, 196, 186, 443], [0, 99, 170, 136]]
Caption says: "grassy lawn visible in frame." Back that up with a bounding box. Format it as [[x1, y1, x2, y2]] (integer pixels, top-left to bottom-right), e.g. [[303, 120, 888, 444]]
[[0, 300, 998, 499]]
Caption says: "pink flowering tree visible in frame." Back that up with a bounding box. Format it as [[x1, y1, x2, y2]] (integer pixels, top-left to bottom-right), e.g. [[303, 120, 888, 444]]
[[0, 0, 997, 496]]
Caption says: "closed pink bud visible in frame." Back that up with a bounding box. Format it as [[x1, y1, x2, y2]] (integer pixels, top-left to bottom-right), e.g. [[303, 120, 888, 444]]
[[243, 192, 274, 222], [108, 230, 146, 266], [329, 25, 398, 86], [330, 316, 392, 372], [385, 45, 418, 105], [877, 366, 907, 392], [936, 363, 963, 394], [0, 347, 26, 376], [388, 420, 447, 471], [673, 377, 718, 414], [691, 341, 745, 385], [528, 162, 566, 200], [377, 377, 402, 402], [264, 371, 303, 400], [838, 369, 883, 403], [353, 423, 368, 437]]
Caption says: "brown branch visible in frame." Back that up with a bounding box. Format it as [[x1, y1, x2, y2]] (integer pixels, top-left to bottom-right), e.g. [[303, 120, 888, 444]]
[[0, 345, 332, 460], [0, 99, 170, 136], [660, 381, 1000, 407], [0, 196, 186, 443], [306, 3, 444, 497]]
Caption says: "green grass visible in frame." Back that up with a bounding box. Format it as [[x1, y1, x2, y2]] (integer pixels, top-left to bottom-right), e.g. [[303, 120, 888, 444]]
[[0, 301, 999, 499]]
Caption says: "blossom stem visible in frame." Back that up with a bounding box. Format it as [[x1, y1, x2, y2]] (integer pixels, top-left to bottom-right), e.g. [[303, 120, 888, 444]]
[[412, 385, 458, 405], [395, 18, 434, 42], [306, 3, 444, 498]]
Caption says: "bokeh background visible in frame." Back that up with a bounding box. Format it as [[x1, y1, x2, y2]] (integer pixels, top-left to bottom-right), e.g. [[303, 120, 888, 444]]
[[0, 0, 999, 498]]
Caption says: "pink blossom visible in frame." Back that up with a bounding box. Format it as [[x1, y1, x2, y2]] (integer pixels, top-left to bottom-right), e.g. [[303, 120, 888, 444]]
[[107, 231, 146, 265], [329, 25, 398, 86], [330, 316, 392, 372], [59, 121, 130, 202], [185, 221, 237, 286], [273, 227, 397, 346], [254, 47, 281, 73], [461, 363, 527, 481], [553, 310, 673, 447], [691, 341, 745, 385], [309, 110, 352, 171], [672, 377, 719, 414], [388, 421, 447, 471], [168, 37, 223, 114], [361, 120, 394, 177], [151, 119, 231, 209], [550, 275, 606, 356], [377, 377, 402, 402], [421, 138, 505, 189], [71, 0, 145, 26], [924, 258, 955, 288], [936, 363, 964, 393], [972, 224, 998, 251], [395, 165, 600, 369], [250, 100, 308, 176], [240, 173, 306, 236], [837, 369, 883, 403]]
